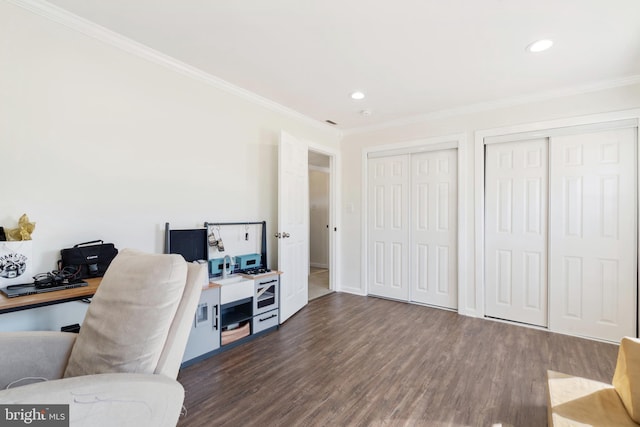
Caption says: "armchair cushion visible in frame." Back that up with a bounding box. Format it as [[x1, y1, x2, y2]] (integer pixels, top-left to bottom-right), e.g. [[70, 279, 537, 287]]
[[613, 337, 640, 423], [0, 373, 184, 427], [64, 249, 188, 378]]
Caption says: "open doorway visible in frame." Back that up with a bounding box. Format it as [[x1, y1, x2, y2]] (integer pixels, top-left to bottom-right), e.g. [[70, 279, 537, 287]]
[[308, 150, 332, 301]]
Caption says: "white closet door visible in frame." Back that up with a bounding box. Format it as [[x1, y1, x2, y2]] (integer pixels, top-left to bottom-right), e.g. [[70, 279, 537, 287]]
[[368, 155, 410, 301], [549, 128, 637, 342], [411, 149, 458, 309], [485, 139, 548, 326]]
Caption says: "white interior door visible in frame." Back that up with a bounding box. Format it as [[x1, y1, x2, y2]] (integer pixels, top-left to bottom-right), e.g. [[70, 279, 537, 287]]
[[410, 149, 458, 309], [549, 128, 637, 342], [278, 131, 309, 323], [367, 155, 410, 301], [485, 139, 548, 327]]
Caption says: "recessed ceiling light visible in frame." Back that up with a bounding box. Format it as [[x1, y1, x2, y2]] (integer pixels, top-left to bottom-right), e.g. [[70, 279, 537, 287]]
[[351, 91, 365, 100], [526, 39, 553, 53]]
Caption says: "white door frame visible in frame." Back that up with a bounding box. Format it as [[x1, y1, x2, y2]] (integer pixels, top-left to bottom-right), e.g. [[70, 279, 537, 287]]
[[361, 133, 468, 311], [308, 141, 341, 293], [474, 109, 640, 332]]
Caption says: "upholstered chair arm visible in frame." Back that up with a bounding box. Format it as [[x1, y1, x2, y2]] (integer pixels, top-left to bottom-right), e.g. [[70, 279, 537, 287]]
[[0, 331, 77, 389], [0, 373, 184, 427]]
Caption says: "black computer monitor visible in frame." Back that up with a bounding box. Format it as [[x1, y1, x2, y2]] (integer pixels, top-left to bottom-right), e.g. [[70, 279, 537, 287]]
[[165, 226, 208, 262]]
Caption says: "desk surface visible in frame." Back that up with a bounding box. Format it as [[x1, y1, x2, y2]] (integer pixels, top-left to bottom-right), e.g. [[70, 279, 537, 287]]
[[0, 277, 101, 314], [0, 273, 275, 314]]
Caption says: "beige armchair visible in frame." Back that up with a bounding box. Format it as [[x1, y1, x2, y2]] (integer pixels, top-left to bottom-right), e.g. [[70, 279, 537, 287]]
[[547, 337, 640, 426], [0, 249, 205, 427]]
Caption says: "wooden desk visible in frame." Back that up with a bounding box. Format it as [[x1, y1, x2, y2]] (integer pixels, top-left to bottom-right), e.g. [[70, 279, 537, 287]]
[[0, 278, 101, 315]]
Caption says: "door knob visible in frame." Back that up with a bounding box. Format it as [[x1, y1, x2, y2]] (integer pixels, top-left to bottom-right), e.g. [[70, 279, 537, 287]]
[[283, 232, 290, 238], [274, 233, 281, 238]]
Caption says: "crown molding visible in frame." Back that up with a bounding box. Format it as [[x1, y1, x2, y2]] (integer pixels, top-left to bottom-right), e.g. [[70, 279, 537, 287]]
[[7, 0, 342, 138], [344, 74, 640, 135]]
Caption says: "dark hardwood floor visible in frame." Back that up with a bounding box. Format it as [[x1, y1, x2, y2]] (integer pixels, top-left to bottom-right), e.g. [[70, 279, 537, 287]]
[[177, 293, 618, 427]]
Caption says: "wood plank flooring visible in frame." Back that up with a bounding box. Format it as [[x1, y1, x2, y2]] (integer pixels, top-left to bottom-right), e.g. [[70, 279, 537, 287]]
[[177, 293, 618, 427]]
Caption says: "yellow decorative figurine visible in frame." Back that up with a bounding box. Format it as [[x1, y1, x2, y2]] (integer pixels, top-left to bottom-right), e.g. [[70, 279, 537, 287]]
[[6, 214, 36, 241]]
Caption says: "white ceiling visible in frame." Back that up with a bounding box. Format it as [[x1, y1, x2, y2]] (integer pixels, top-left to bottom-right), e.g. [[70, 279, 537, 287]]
[[43, 0, 640, 131]]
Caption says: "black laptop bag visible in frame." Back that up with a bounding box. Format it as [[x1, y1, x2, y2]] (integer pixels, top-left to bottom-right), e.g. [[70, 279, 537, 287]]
[[60, 240, 118, 279]]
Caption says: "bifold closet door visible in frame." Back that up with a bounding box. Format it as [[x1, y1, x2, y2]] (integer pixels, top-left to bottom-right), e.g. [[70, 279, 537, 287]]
[[411, 149, 458, 309], [367, 155, 410, 301], [549, 128, 637, 342], [485, 139, 548, 327]]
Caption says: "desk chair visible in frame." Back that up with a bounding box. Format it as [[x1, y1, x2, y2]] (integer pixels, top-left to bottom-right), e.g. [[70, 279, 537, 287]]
[[0, 249, 204, 427]]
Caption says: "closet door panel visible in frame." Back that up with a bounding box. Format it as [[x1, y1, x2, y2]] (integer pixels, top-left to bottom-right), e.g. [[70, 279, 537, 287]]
[[549, 128, 637, 342], [411, 149, 458, 309], [485, 139, 548, 326], [368, 155, 410, 301]]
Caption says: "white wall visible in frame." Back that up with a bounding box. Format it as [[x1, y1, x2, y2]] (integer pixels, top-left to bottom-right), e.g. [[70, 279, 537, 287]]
[[0, 1, 340, 280], [340, 83, 640, 305]]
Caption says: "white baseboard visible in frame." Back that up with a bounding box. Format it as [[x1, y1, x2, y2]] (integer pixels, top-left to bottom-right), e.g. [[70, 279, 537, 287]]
[[310, 262, 328, 269]]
